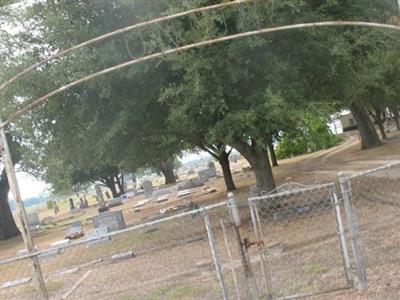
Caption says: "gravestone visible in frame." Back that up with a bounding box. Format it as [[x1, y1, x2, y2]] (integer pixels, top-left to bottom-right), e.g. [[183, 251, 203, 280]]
[[53, 201, 60, 214], [68, 198, 75, 210], [92, 210, 125, 232], [143, 180, 153, 197], [79, 198, 88, 209], [198, 167, 217, 182], [95, 184, 105, 207], [26, 213, 40, 227], [107, 197, 122, 208], [86, 226, 112, 246], [65, 221, 83, 239], [152, 187, 173, 198], [177, 178, 204, 190]]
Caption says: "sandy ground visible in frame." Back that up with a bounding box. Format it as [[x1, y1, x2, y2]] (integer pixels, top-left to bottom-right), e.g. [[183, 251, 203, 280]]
[[0, 130, 399, 300]]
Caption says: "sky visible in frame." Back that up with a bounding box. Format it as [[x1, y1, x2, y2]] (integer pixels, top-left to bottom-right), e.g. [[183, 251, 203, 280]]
[[15, 171, 48, 200], [11, 152, 209, 200]]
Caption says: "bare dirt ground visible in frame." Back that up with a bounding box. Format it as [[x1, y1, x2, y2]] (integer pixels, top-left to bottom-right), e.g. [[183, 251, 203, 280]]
[[0, 130, 399, 300]]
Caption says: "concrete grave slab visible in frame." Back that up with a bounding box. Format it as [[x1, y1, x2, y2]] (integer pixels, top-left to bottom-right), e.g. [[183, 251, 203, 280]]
[[155, 195, 169, 203], [177, 189, 192, 197], [51, 267, 80, 278], [50, 239, 71, 249], [86, 226, 112, 247], [107, 197, 123, 208], [1, 277, 32, 289], [111, 251, 135, 263]]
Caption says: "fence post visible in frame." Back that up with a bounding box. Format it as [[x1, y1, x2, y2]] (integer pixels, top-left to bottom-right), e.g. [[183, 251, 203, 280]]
[[338, 173, 366, 290], [249, 201, 273, 299], [330, 186, 354, 288], [0, 123, 49, 300], [227, 193, 260, 300], [203, 210, 229, 300]]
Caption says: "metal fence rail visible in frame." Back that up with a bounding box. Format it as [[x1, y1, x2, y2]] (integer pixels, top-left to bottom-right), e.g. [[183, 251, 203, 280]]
[[338, 160, 400, 293]]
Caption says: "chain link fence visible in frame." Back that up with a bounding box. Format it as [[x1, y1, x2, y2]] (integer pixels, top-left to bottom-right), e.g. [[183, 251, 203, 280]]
[[248, 183, 353, 299], [339, 160, 400, 296], [2, 162, 399, 299], [1, 203, 229, 300]]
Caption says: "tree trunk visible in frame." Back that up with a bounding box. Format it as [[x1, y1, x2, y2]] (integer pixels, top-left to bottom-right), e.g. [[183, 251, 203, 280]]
[[377, 122, 387, 140], [349, 102, 382, 149], [101, 176, 119, 198], [115, 175, 125, 195], [0, 168, 20, 240], [234, 140, 276, 194], [108, 183, 118, 198], [268, 141, 278, 167], [393, 110, 400, 131], [369, 106, 388, 140], [159, 160, 177, 185], [217, 151, 236, 191]]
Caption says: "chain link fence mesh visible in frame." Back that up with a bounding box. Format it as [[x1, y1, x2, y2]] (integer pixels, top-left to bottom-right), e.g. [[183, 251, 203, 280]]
[[249, 183, 351, 299], [343, 161, 400, 295]]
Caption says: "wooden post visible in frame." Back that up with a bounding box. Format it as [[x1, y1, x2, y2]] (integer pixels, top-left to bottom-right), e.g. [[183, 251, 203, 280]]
[[0, 121, 48, 299]]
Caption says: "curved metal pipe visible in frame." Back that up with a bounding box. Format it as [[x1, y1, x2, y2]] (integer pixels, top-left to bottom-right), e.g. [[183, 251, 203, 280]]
[[0, 0, 251, 92], [1, 21, 399, 129]]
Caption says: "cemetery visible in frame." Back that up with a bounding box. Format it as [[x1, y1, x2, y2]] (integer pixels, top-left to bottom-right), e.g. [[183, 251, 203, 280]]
[[0, 0, 399, 299]]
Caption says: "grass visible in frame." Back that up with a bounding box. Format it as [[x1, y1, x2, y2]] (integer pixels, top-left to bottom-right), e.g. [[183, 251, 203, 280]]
[[304, 262, 330, 274], [46, 280, 63, 293], [120, 283, 208, 300]]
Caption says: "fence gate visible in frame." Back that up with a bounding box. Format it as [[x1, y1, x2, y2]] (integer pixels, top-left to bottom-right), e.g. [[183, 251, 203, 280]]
[[246, 183, 354, 299]]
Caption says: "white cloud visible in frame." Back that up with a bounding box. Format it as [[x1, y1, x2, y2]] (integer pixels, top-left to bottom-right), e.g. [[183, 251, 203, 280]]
[[14, 171, 48, 200]]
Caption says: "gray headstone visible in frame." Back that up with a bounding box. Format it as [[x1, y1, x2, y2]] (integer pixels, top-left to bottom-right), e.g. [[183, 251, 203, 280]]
[[79, 198, 88, 209], [177, 178, 204, 190], [66, 221, 82, 236], [143, 180, 153, 197], [107, 197, 123, 208], [198, 168, 217, 182], [26, 213, 40, 226], [95, 184, 105, 206], [152, 187, 173, 198], [92, 210, 125, 232]]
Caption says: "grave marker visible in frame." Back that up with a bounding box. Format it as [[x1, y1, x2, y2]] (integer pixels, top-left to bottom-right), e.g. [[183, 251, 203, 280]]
[[92, 210, 125, 232], [143, 180, 153, 197]]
